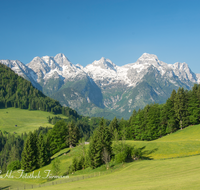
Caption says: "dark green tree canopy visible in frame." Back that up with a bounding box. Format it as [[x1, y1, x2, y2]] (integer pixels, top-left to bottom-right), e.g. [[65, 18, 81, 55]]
[[0, 63, 79, 118], [88, 118, 112, 168]]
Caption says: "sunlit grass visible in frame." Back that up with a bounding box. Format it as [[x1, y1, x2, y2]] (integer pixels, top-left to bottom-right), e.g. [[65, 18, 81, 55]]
[[0, 108, 68, 134], [126, 124, 200, 159], [28, 155, 200, 190], [1, 119, 200, 189]]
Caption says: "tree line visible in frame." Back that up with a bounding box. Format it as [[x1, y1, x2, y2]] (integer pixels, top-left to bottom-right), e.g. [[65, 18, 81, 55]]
[[108, 84, 200, 141], [0, 63, 79, 118], [67, 118, 148, 174], [0, 120, 81, 173], [67, 83, 200, 173], [47, 115, 110, 141]]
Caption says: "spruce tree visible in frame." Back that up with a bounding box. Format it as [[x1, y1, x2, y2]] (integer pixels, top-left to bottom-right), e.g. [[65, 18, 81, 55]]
[[146, 104, 161, 140], [21, 132, 37, 172], [37, 133, 48, 168], [174, 87, 188, 129], [188, 84, 200, 124], [161, 98, 178, 134], [88, 118, 112, 168], [49, 120, 68, 155], [67, 122, 80, 148], [109, 117, 119, 139]]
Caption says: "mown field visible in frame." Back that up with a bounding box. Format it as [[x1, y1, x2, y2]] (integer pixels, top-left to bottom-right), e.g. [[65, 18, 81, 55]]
[[0, 108, 68, 134], [1, 120, 200, 189], [127, 124, 200, 159], [31, 155, 200, 190]]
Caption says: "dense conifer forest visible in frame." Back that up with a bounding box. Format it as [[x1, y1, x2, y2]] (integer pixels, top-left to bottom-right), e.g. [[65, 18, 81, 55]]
[[109, 84, 200, 141], [0, 63, 79, 118]]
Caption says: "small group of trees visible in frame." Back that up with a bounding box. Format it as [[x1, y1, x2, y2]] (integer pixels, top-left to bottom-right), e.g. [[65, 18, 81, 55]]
[[48, 115, 111, 141], [0, 127, 55, 173], [48, 120, 80, 155], [88, 119, 112, 168], [68, 118, 146, 173], [0, 119, 82, 174], [0, 131, 26, 173], [21, 132, 50, 172]]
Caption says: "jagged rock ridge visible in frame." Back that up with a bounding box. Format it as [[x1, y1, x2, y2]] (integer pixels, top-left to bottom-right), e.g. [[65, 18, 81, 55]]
[[1, 53, 199, 119]]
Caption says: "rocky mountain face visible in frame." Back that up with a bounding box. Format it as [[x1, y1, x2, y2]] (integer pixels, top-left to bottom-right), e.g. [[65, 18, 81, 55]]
[[1, 53, 199, 119]]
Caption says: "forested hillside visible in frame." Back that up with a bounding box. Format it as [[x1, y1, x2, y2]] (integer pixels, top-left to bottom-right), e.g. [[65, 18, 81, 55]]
[[0, 63, 79, 118], [0, 63, 111, 173], [110, 84, 200, 141]]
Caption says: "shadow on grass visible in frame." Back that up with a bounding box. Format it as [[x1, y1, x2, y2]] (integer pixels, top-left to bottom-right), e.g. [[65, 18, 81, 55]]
[[51, 149, 71, 161], [0, 186, 11, 190], [133, 146, 158, 160]]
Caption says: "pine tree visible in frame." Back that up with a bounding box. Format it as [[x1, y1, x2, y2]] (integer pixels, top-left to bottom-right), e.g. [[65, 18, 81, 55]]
[[49, 120, 68, 155], [21, 132, 37, 172], [9, 144, 20, 163], [109, 117, 119, 139], [88, 118, 112, 168], [67, 122, 80, 148], [37, 133, 48, 168], [188, 84, 200, 124], [170, 89, 177, 103], [161, 98, 177, 134], [174, 87, 188, 129], [146, 104, 161, 140]]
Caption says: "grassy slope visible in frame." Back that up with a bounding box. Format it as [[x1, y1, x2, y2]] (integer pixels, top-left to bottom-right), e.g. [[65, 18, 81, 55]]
[[1, 123, 200, 189], [0, 108, 68, 134], [32, 155, 200, 190], [33, 124, 200, 189], [126, 124, 200, 159]]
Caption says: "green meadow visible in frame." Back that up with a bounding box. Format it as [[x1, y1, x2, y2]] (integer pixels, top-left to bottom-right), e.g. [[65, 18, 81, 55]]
[[31, 155, 200, 190], [1, 113, 200, 189], [0, 108, 68, 134], [126, 124, 200, 159]]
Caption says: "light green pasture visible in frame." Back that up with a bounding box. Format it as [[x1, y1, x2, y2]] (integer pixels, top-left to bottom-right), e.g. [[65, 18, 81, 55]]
[[29, 155, 200, 190], [0, 108, 67, 134]]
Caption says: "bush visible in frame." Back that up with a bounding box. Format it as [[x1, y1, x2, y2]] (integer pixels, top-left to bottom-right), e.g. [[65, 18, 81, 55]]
[[112, 142, 146, 163], [113, 142, 133, 163], [114, 151, 127, 163], [7, 160, 21, 171]]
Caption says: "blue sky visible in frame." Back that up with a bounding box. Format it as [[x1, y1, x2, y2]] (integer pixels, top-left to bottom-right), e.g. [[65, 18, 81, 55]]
[[0, 0, 200, 72]]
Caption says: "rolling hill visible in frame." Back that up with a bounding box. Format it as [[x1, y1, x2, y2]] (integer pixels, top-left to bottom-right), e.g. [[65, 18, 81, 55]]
[[1, 124, 200, 189]]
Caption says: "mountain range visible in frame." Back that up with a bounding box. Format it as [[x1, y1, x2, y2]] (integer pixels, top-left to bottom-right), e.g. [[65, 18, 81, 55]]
[[1, 53, 199, 119]]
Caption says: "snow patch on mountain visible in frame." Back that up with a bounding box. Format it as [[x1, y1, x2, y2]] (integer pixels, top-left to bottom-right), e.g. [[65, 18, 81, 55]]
[[196, 74, 200, 83], [1, 52, 199, 92], [27, 53, 87, 82]]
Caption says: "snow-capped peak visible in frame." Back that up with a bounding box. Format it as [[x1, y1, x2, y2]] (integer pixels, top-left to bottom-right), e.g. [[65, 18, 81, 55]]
[[91, 57, 116, 71], [172, 62, 197, 82], [76, 64, 83, 70], [41, 56, 57, 68], [1, 53, 199, 92], [137, 53, 159, 64], [173, 62, 189, 70], [54, 53, 72, 67]]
